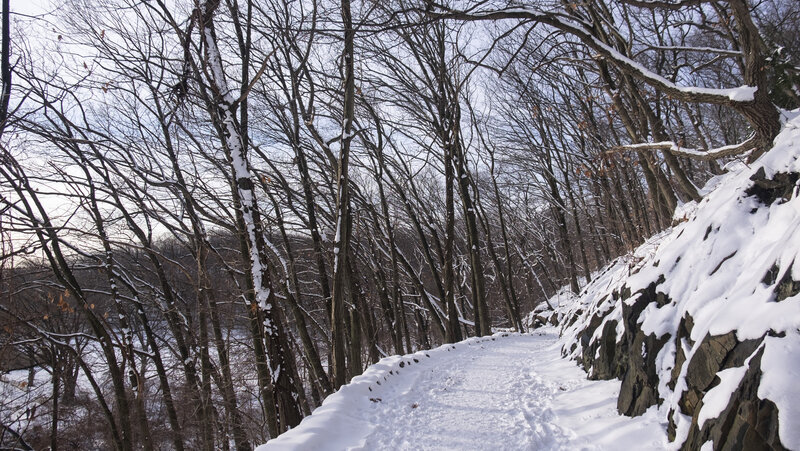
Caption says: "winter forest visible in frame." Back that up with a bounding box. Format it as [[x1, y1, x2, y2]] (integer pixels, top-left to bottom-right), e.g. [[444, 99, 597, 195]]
[[1, 0, 799, 448]]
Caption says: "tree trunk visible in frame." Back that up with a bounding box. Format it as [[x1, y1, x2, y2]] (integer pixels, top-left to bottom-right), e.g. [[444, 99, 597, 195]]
[[444, 144, 463, 342], [330, 0, 356, 389]]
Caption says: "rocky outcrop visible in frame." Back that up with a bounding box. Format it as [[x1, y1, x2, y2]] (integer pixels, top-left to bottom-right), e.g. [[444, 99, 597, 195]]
[[568, 289, 787, 449], [548, 162, 800, 450], [566, 287, 789, 450], [528, 311, 559, 328], [617, 329, 669, 417], [681, 347, 786, 451], [745, 168, 799, 206]]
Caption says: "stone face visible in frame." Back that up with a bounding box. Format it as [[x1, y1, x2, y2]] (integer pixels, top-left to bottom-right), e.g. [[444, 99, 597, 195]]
[[573, 280, 672, 416], [679, 385, 702, 416], [745, 169, 799, 206], [685, 332, 737, 392], [617, 330, 669, 416], [564, 308, 584, 330], [720, 338, 763, 372], [531, 314, 550, 328], [670, 314, 695, 391], [679, 332, 764, 419], [528, 309, 561, 329], [775, 262, 800, 302], [565, 269, 787, 450], [670, 339, 686, 391], [579, 311, 608, 370], [588, 319, 620, 381], [681, 349, 787, 451], [761, 260, 800, 302]]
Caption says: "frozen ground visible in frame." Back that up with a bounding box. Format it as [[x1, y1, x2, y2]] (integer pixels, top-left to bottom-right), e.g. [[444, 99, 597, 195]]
[[258, 328, 669, 451]]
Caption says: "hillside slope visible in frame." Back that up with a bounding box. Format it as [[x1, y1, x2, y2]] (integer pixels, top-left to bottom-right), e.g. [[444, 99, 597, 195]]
[[555, 109, 800, 450]]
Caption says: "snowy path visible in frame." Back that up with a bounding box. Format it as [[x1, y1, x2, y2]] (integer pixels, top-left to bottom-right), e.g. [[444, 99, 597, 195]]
[[258, 329, 669, 451], [361, 331, 572, 450]]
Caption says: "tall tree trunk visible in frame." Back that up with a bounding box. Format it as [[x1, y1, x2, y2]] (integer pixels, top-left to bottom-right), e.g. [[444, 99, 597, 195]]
[[348, 256, 379, 364], [544, 167, 580, 294], [565, 176, 592, 285], [348, 308, 362, 377], [266, 189, 332, 396], [51, 352, 59, 451], [0, 0, 10, 139], [198, 0, 303, 434], [330, 0, 356, 389], [443, 145, 462, 342], [454, 142, 491, 335]]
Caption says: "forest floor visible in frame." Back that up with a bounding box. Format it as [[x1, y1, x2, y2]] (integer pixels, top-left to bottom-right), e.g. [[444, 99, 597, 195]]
[[259, 328, 670, 450]]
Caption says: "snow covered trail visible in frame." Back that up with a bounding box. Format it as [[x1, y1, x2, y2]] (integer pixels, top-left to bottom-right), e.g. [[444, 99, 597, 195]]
[[360, 331, 570, 450], [258, 328, 669, 451]]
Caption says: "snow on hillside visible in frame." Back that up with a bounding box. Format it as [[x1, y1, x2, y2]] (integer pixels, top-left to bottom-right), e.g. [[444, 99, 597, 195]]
[[630, 114, 800, 449], [549, 109, 800, 450]]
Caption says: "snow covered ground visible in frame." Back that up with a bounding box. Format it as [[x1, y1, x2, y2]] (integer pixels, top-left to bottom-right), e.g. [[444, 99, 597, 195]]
[[258, 328, 668, 450]]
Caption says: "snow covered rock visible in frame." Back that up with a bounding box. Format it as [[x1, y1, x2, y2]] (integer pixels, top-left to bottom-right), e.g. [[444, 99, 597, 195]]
[[555, 110, 800, 450], [522, 302, 562, 329]]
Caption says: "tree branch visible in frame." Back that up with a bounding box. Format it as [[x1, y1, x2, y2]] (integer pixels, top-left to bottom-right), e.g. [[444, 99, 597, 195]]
[[431, 6, 757, 106], [609, 135, 757, 160], [616, 0, 718, 11]]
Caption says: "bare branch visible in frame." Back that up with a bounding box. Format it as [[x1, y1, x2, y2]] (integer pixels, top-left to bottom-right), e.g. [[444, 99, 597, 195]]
[[617, 0, 718, 10], [431, 6, 757, 106], [234, 47, 278, 107], [644, 44, 742, 57], [610, 135, 757, 160]]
